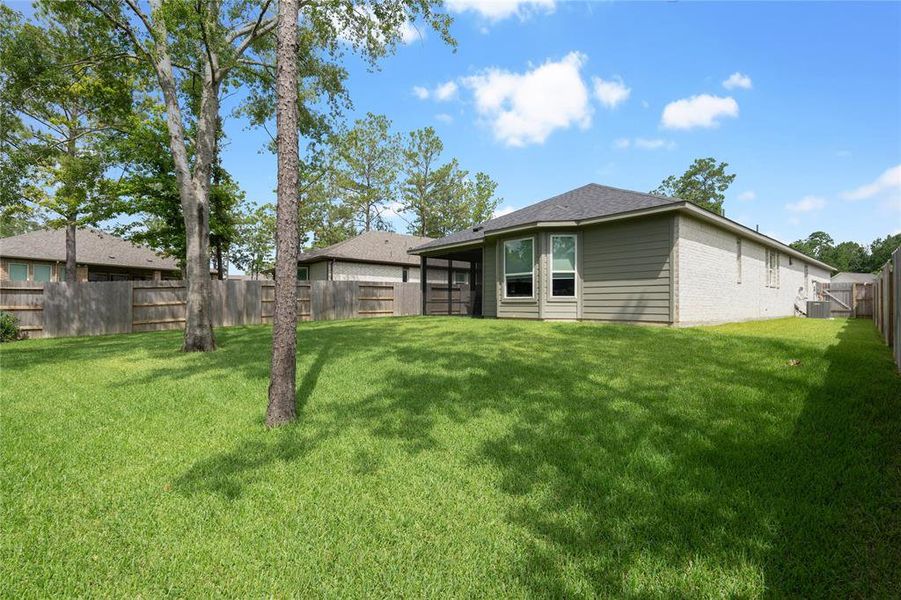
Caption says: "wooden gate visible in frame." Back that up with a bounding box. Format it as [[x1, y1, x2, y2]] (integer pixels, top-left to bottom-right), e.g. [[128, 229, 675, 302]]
[[815, 281, 873, 318]]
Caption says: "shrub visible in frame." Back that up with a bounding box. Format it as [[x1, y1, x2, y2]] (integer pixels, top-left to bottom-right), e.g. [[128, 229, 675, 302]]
[[0, 312, 22, 342]]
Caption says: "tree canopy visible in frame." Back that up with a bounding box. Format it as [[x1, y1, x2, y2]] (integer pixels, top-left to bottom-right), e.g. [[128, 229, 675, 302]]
[[652, 157, 736, 216]]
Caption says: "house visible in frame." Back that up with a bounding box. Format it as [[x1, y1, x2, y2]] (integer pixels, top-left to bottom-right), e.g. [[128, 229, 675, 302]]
[[0, 228, 181, 282], [410, 183, 835, 326], [297, 230, 470, 284], [831, 272, 877, 285]]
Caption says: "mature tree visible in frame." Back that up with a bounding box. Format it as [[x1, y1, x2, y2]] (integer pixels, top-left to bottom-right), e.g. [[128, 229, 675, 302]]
[[821, 241, 868, 272], [331, 113, 401, 232], [231, 203, 276, 279], [266, 0, 301, 427], [790, 231, 835, 261], [0, 205, 43, 238], [73, 0, 451, 352], [652, 157, 736, 216], [867, 234, 901, 272], [0, 4, 131, 281], [400, 127, 499, 237]]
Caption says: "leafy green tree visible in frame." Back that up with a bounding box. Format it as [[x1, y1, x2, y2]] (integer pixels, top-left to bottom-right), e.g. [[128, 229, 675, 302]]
[[71, 0, 452, 352], [0, 4, 131, 281], [821, 241, 868, 272], [652, 157, 736, 216], [231, 203, 276, 280], [331, 113, 401, 232], [867, 234, 901, 272], [790, 231, 834, 260], [400, 127, 500, 237]]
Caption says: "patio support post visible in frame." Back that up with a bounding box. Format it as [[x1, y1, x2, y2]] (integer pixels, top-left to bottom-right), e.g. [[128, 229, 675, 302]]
[[447, 259, 453, 316], [420, 255, 427, 315]]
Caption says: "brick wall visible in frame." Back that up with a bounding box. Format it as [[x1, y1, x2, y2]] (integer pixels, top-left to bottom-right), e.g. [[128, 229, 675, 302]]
[[676, 215, 830, 325]]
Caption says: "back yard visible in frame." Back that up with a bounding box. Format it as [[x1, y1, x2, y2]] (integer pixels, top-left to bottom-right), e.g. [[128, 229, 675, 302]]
[[1, 317, 898, 597]]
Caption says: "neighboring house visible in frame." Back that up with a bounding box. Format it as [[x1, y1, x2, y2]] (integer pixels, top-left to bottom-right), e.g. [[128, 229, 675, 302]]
[[297, 231, 470, 284], [831, 272, 877, 285], [410, 183, 835, 326], [0, 228, 181, 282]]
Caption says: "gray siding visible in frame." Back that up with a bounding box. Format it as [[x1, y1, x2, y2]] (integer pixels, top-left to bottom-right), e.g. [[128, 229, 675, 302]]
[[496, 234, 540, 319], [482, 243, 497, 317], [580, 215, 674, 323]]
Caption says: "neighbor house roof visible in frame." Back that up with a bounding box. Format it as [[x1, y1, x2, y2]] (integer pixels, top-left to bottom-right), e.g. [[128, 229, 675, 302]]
[[0, 228, 180, 271], [409, 183, 836, 272], [299, 231, 462, 267], [831, 272, 877, 284]]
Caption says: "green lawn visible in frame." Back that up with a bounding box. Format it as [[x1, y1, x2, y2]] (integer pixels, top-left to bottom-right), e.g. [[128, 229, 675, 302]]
[[2, 317, 899, 597]]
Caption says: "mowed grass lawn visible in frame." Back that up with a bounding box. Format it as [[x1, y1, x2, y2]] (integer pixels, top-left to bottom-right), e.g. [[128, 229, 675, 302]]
[[2, 317, 899, 597]]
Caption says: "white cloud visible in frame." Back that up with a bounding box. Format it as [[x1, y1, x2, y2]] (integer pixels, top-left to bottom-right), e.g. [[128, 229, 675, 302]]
[[435, 113, 454, 124], [493, 205, 518, 218], [399, 20, 421, 44], [613, 137, 674, 150], [738, 190, 756, 201], [433, 80, 458, 102], [335, 7, 421, 46], [723, 72, 752, 90], [592, 76, 630, 109], [661, 94, 739, 130], [382, 200, 405, 218], [785, 195, 826, 213], [412, 86, 430, 100], [634, 137, 673, 150], [446, 0, 555, 22], [462, 51, 592, 147], [842, 164, 901, 201]]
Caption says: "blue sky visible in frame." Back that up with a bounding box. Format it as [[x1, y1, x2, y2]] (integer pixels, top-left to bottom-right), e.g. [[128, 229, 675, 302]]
[[10, 0, 901, 246]]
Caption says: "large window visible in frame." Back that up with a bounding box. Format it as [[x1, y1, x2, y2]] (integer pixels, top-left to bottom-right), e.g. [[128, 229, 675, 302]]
[[9, 263, 28, 281], [550, 234, 576, 297], [33, 264, 52, 282], [503, 237, 534, 298], [766, 249, 780, 288], [297, 266, 309, 281]]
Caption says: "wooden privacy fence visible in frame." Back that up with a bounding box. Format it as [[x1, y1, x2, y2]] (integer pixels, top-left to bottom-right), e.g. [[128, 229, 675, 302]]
[[0, 279, 462, 339], [873, 246, 900, 372], [814, 281, 873, 318]]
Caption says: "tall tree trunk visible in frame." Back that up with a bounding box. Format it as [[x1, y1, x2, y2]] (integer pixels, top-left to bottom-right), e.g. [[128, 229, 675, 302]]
[[65, 218, 77, 283], [148, 0, 217, 352], [266, 0, 300, 427], [215, 240, 224, 279]]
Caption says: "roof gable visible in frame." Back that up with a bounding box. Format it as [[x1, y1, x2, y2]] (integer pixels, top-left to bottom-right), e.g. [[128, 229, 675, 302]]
[[298, 231, 434, 267]]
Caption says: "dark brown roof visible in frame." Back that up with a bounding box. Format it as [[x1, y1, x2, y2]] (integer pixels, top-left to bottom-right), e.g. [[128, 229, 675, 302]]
[[298, 231, 435, 267], [0, 228, 180, 271], [411, 183, 676, 252]]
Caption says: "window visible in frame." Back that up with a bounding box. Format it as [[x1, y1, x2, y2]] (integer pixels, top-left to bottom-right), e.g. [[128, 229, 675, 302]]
[[550, 234, 576, 297], [33, 265, 52, 282], [402, 267, 409, 283], [297, 266, 309, 281], [803, 264, 809, 296], [736, 239, 742, 284], [9, 263, 28, 281], [503, 237, 534, 298], [56, 266, 66, 281], [453, 271, 468, 285], [766, 249, 780, 288]]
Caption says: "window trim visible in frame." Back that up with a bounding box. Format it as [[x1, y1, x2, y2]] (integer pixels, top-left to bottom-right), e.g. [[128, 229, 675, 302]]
[[32, 264, 52, 283], [736, 238, 742, 284], [502, 236, 536, 301], [549, 233, 577, 300], [297, 265, 309, 281], [766, 249, 780, 288], [453, 270, 468, 285]]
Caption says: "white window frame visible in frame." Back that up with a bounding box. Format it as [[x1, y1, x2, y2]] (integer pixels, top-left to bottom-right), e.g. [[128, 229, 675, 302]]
[[502, 236, 535, 300], [297, 266, 309, 281], [8, 262, 28, 281], [766, 249, 780, 288], [736, 238, 742, 284], [453, 270, 468, 285], [549, 234, 577, 299]]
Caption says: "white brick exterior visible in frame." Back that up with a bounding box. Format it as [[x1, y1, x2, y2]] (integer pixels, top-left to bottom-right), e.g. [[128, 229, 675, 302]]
[[675, 215, 830, 325]]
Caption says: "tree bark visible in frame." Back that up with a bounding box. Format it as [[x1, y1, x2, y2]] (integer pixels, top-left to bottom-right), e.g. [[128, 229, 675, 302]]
[[266, 0, 300, 427], [65, 219, 77, 283], [148, 0, 216, 352]]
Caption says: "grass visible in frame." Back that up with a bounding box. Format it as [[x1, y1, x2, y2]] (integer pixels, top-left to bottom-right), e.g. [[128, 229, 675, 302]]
[[1, 316, 899, 597]]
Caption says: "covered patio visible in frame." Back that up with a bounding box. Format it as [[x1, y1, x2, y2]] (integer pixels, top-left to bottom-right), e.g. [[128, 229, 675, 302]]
[[414, 245, 484, 317]]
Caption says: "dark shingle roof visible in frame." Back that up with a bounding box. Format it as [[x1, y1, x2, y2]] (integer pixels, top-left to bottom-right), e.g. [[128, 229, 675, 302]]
[[412, 183, 677, 252], [0, 228, 180, 271], [298, 231, 435, 267]]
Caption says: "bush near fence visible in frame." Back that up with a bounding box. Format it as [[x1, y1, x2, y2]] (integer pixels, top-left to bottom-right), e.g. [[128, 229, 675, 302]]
[[0, 279, 470, 339], [872, 246, 901, 372]]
